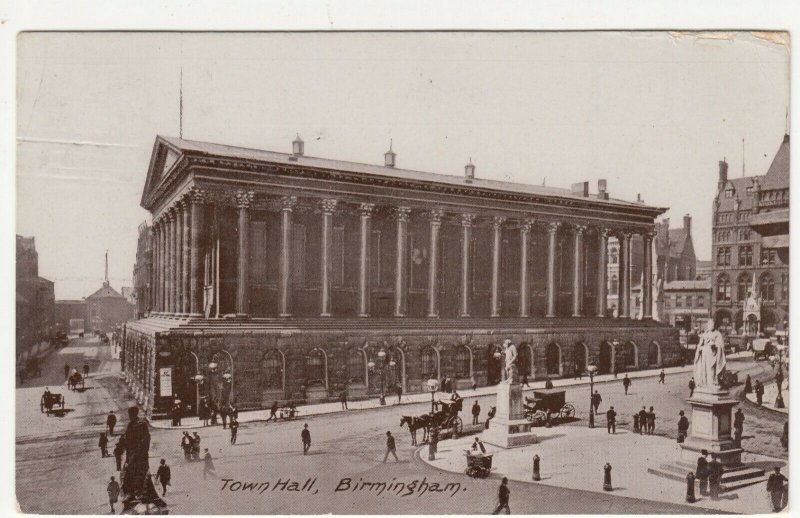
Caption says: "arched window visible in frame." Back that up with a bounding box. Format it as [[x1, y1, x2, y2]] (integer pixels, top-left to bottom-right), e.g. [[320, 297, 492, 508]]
[[306, 349, 326, 383], [609, 275, 618, 294], [545, 343, 560, 376], [647, 342, 661, 367], [760, 273, 775, 302], [716, 274, 731, 302], [421, 347, 437, 380], [347, 349, 365, 383], [737, 273, 751, 301], [454, 346, 470, 378], [624, 342, 637, 368], [518, 344, 531, 377], [262, 351, 283, 389]]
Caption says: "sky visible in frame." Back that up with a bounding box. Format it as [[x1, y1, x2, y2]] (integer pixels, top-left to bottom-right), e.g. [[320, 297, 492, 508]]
[[16, 31, 789, 300]]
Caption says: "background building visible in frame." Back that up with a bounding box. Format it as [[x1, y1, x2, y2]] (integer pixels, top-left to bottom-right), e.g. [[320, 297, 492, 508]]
[[695, 259, 713, 281], [711, 134, 789, 335], [132, 221, 153, 319], [124, 135, 682, 417], [54, 300, 87, 335], [85, 281, 136, 334], [662, 280, 712, 331], [16, 235, 55, 355]]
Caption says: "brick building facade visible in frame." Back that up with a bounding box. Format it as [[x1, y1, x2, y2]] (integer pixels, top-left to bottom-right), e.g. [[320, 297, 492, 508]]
[[16, 235, 55, 355]]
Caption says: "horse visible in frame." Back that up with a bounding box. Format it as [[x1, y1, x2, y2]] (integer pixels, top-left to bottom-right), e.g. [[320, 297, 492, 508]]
[[400, 415, 429, 446]]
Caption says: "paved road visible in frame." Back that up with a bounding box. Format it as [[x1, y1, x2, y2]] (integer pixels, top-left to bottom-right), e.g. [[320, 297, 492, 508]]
[[16, 339, 782, 514]]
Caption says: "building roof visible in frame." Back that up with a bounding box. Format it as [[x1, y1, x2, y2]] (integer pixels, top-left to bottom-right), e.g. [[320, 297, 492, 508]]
[[149, 135, 664, 213], [56, 300, 87, 305], [664, 280, 711, 291], [86, 281, 127, 300], [761, 134, 790, 190], [717, 175, 762, 212], [668, 228, 688, 256]]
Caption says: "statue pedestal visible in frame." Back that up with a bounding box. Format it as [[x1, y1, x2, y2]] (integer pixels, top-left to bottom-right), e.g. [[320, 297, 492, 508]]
[[482, 381, 538, 449]]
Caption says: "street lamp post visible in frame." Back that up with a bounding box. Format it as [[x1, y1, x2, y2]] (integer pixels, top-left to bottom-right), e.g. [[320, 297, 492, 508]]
[[426, 378, 439, 413], [771, 348, 786, 409], [368, 349, 388, 406], [587, 364, 598, 428], [193, 374, 204, 415], [493, 350, 503, 384]]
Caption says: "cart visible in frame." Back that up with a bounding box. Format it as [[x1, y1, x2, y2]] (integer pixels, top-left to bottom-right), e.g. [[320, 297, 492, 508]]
[[524, 389, 575, 425], [464, 451, 493, 478], [752, 338, 773, 361], [41, 392, 65, 414]]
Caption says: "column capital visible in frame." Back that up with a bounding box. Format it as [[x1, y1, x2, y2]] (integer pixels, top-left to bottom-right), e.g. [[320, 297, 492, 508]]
[[320, 198, 338, 214], [460, 213, 477, 227], [281, 195, 298, 212], [234, 190, 255, 209], [642, 228, 658, 240], [394, 206, 412, 222], [617, 229, 633, 240], [428, 209, 445, 225], [546, 221, 561, 234], [520, 218, 534, 233], [176, 196, 190, 211], [491, 216, 507, 229], [188, 187, 207, 205], [572, 224, 587, 235], [358, 202, 376, 217], [165, 207, 177, 221], [597, 226, 611, 238]]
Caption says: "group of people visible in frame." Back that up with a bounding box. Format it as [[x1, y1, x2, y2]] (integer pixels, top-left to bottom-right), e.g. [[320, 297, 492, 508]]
[[197, 397, 239, 428], [632, 406, 657, 435]]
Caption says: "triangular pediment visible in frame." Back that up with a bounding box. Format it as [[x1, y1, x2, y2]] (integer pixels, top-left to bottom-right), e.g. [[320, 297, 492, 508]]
[[140, 136, 187, 210]]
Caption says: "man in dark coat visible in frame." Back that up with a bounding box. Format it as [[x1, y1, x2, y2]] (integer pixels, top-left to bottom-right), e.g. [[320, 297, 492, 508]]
[[181, 431, 192, 460], [383, 431, 399, 463], [744, 374, 753, 394], [492, 477, 510, 514], [677, 411, 689, 443], [64, 363, 70, 380], [268, 401, 279, 422], [733, 408, 745, 446], [688, 377, 696, 397], [301, 424, 311, 455], [658, 369, 666, 384], [229, 417, 239, 445], [544, 377, 554, 389], [766, 466, 788, 512], [638, 407, 648, 435], [606, 406, 617, 434], [591, 391, 602, 414], [755, 380, 765, 405], [113, 435, 125, 470], [121, 406, 151, 499], [646, 406, 656, 435], [99, 432, 109, 458], [708, 456, 723, 499], [107, 411, 117, 436], [395, 384, 403, 404], [155, 458, 171, 496], [340, 390, 348, 410], [622, 375, 632, 395], [220, 405, 228, 429], [472, 401, 481, 425], [696, 450, 710, 496]]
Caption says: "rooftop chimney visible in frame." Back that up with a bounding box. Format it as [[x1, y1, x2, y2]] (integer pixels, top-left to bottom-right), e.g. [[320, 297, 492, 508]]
[[570, 181, 589, 197], [384, 140, 396, 168], [718, 159, 728, 191], [597, 179, 609, 200], [684, 214, 692, 236], [292, 134, 305, 156], [636, 193, 643, 203], [464, 158, 475, 183]]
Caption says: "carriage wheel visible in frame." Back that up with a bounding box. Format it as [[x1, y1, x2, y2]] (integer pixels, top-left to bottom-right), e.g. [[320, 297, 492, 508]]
[[532, 411, 547, 426], [455, 416, 463, 433], [560, 403, 575, 420]]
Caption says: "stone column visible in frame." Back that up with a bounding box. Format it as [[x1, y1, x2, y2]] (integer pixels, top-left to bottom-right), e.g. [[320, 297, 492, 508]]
[[596, 227, 609, 318], [159, 217, 167, 313], [642, 230, 654, 319], [235, 190, 254, 317], [459, 213, 476, 318], [151, 220, 160, 313], [172, 206, 181, 314], [545, 222, 561, 318], [519, 219, 533, 318], [175, 203, 184, 315], [490, 216, 506, 318], [427, 209, 444, 318], [319, 199, 338, 317], [189, 188, 206, 317], [278, 196, 297, 317], [181, 197, 191, 315], [572, 224, 586, 317], [165, 210, 175, 314], [358, 203, 375, 317], [393, 207, 411, 317], [618, 231, 631, 318]]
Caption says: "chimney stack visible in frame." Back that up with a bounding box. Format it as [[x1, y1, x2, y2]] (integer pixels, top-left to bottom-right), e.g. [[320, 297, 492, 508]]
[[292, 134, 305, 156], [464, 158, 475, 183], [718, 159, 728, 191], [684, 214, 691, 236], [571, 181, 589, 197], [636, 193, 643, 203], [384, 140, 396, 168], [597, 179, 608, 200]]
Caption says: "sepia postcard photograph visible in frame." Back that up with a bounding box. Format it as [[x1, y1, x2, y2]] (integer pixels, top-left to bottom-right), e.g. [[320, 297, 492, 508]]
[[8, 13, 794, 516]]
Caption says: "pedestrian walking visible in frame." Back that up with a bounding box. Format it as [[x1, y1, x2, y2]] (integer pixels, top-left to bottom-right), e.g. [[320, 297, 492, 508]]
[[191, 432, 201, 460], [383, 431, 399, 462], [606, 406, 617, 434], [677, 411, 689, 443], [544, 377, 554, 389], [646, 406, 656, 434], [396, 384, 403, 404], [733, 407, 744, 446], [708, 456, 722, 499], [181, 431, 192, 460], [744, 374, 753, 394], [106, 476, 120, 514], [301, 424, 311, 455], [230, 404, 238, 421], [199, 398, 209, 426], [766, 466, 788, 512], [220, 406, 228, 429], [638, 407, 647, 435], [83, 363, 90, 377], [99, 432, 109, 458], [203, 449, 216, 479], [155, 459, 171, 496], [775, 369, 784, 391], [658, 369, 666, 384], [696, 450, 709, 496], [688, 377, 696, 398], [622, 374, 631, 395], [755, 380, 765, 405], [171, 401, 182, 426], [591, 391, 602, 413], [268, 401, 279, 422], [472, 380, 478, 391], [113, 436, 125, 470], [472, 400, 481, 425], [106, 411, 117, 436], [339, 389, 348, 410], [229, 418, 239, 445], [492, 477, 510, 514], [63, 363, 70, 380]]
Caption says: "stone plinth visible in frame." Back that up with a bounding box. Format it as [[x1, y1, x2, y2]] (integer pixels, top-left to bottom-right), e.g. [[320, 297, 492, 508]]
[[679, 386, 742, 466], [482, 381, 538, 448]]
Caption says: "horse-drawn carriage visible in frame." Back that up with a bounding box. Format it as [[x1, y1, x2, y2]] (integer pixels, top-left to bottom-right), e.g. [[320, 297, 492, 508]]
[[68, 371, 85, 391], [400, 397, 464, 445], [41, 391, 65, 414], [523, 389, 575, 426]]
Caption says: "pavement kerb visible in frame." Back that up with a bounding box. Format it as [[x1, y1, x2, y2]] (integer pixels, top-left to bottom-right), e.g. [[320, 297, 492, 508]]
[[148, 361, 704, 430], [744, 379, 788, 415]]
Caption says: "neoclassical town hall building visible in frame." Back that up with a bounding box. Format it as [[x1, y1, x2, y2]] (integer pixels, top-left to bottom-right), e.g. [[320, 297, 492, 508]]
[[124, 135, 681, 417]]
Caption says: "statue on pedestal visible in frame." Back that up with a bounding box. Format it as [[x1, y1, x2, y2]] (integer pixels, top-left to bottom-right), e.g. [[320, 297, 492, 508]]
[[693, 321, 727, 388], [502, 339, 518, 384]]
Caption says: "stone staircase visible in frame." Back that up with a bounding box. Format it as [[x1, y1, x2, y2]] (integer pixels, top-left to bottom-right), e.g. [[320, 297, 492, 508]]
[[648, 461, 767, 492]]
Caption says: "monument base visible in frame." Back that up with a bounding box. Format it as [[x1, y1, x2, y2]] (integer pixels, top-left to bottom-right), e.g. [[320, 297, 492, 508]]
[[482, 380, 538, 448]]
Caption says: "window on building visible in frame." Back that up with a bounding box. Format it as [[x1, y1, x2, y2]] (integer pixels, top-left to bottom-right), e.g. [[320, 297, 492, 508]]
[[738, 246, 753, 266], [760, 273, 775, 302], [761, 249, 778, 266], [665, 296, 671, 309], [455, 346, 471, 378], [716, 274, 731, 302], [697, 295, 705, 307], [675, 295, 683, 308], [737, 273, 751, 301], [305, 350, 325, 383], [347, 349, 365, 383], [262, 351, 283, 390], [740, 229, 751, 241], [746, 186, 753, 196], [716, 247, 731, 266], [686, 295, 693, 308], [609, 275, 618, 294], [725, 189, 734, 198], [421, 347, 437, 379]]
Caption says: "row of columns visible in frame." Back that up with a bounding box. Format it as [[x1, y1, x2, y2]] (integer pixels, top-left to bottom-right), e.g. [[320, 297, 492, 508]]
[[150, 189, 654, 321]]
